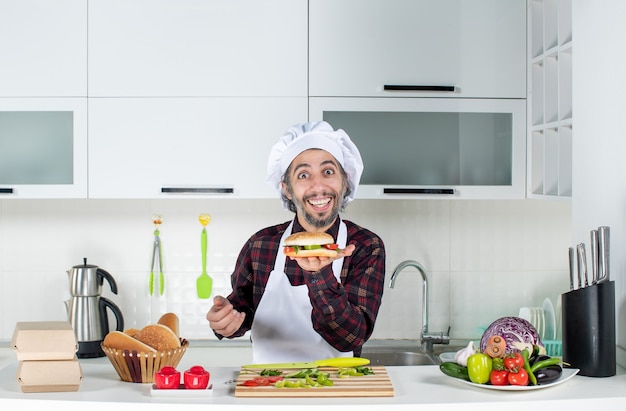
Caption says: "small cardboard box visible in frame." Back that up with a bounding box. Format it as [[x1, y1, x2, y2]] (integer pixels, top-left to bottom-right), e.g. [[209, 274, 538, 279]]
[[12, 321, 78, 361], [16, 357, 83, 393]]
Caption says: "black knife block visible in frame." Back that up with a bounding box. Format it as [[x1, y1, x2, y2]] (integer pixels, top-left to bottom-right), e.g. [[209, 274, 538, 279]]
[[561, 281, 616, 377]]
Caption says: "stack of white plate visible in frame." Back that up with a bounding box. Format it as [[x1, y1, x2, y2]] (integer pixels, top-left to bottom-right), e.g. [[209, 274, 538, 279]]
[[518, 298, 557, 341], [518, 306, 544, 339]]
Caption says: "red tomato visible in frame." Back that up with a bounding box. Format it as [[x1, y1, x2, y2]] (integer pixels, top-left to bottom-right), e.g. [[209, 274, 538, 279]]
[[489, 369, 509, 386], [267, 376, 284, 383], [154, 366, 181, 389], [284, 246, 295, 254], [243, 380, 260, 387], [183, 366, 210, 389], [323, 244, 339, 250], [508, 369, 529, 386], [503, 352, 524, 372]]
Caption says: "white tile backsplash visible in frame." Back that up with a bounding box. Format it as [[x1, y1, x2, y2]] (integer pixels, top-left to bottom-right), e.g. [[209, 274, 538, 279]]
[[0, 198, 571, 343]]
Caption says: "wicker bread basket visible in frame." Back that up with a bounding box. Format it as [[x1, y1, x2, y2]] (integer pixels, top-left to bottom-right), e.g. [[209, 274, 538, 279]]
[[101, 339, 188, 383]]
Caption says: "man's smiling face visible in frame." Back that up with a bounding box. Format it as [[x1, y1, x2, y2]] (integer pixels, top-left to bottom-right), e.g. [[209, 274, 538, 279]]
[[282, 149, 347, 231]]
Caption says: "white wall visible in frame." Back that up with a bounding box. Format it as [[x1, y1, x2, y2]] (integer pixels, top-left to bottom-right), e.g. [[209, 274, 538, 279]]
[[0, 198, 571, 343], [572, 0, 626, 366]]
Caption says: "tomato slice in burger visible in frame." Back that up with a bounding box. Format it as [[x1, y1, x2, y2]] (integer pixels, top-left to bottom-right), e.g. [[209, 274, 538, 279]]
[[323, 244, 339, 250]]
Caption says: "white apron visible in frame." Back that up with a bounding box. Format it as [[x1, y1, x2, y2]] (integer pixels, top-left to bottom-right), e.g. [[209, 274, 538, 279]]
[[251, 220, 350, 363]]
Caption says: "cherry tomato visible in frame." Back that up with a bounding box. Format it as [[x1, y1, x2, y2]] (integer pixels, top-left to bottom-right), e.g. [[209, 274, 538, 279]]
[[508, 369, 529, 386], [154, 366, 181, 389], [183, 365, 210, 389], [503, 352, 524, 372], [489, 369, 509, 386]]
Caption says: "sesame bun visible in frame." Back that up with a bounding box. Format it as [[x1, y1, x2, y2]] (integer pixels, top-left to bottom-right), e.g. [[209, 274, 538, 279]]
[[123, 328, 140, 338], [284, 231, 334, 246], [283, 231, 339, 258], [157, 313, 180, 337], [134, 324, 181, 351]]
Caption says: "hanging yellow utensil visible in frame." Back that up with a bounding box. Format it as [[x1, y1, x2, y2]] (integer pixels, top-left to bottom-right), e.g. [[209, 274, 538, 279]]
[[196, 214, 213, 299]]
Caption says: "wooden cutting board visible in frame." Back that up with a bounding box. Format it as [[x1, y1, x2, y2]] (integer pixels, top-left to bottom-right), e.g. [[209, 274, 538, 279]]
[[235, 366, 394, 398]]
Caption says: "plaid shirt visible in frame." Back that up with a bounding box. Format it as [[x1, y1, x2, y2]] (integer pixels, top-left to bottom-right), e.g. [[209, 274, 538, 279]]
[[223, 217, 386, 355]]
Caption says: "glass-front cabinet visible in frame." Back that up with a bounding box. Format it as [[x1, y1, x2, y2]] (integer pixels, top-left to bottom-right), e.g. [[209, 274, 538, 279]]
[[310, 98, 526, 199], [0, 98, 87, 198]]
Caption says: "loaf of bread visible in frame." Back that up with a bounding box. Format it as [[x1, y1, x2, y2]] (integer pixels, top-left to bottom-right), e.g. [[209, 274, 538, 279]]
[[103, 331, 157, 353], [157, 312, 179, 337]]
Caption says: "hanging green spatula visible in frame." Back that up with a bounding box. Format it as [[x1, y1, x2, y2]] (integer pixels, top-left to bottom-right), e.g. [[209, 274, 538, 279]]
[[197, 214, 213, 299]]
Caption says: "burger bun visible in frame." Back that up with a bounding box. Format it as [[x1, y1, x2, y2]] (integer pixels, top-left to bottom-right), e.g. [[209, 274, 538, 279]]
[[283, 231, 339, 258]]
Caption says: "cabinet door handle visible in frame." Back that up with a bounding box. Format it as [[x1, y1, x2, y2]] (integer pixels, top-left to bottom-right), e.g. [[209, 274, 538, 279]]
[[383, 85, 456, 92], [161, 187, 234, 194], [0, 188, 14, 194], [383, 188, 455, 195]]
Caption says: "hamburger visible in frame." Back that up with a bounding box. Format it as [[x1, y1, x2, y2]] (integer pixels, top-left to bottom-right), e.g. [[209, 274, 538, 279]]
[[283, 231, 340, 258]]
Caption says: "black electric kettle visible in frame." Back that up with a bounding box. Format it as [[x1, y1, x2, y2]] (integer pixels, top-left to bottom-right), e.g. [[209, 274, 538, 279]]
[[65, 258, 124, 358]]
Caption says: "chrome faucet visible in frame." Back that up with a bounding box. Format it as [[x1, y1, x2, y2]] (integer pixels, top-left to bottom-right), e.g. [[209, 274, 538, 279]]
[[389, 260, 450, 354]]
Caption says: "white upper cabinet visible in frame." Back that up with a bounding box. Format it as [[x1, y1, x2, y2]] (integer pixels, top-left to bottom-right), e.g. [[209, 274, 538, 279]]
[[309, 0, 527, 98], [0, 0, 87, 97], [88, 97, 307, 199], [88, 0, 307, 97], [0, 98, 88, 198]]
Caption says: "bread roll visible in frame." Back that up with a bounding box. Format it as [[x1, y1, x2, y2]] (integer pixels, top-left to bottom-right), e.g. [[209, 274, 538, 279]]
[[157, 313, 179, 337], [123, 328, 140, 338], [103, 331, 156, 353], [284, 231, 334, 246], [134, 324, 181, 351], [283, 231, 339, 258]]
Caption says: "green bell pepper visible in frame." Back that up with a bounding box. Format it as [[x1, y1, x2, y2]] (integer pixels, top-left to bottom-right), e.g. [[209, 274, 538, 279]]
[[467, 353, 493, 384]]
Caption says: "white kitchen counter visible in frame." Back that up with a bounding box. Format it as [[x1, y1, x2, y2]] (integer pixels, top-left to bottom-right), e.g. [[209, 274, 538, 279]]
[[1, 343, 626, 410]]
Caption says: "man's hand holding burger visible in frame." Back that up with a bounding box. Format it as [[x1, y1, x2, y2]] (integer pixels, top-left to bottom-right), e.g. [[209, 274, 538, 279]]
[[283, 231, 355, 272]]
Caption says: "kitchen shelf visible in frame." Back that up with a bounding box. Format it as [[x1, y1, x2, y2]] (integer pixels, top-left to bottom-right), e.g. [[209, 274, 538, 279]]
[[527, 0, 573, 199]]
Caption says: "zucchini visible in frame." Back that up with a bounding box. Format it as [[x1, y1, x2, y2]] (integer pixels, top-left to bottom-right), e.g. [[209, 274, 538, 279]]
[[439, 361, 470, 381]]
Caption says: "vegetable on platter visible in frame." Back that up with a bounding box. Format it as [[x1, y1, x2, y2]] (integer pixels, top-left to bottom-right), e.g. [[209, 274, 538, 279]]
[[439, 316, 565, 388], [479, 316, 545, 355]]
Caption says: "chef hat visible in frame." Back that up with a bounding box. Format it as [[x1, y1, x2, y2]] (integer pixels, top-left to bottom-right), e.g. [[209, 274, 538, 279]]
[[266, 121, 364, 210]]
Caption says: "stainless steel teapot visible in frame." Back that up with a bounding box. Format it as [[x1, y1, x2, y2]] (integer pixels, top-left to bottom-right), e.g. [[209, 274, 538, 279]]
[[65, 258, 124, 358]]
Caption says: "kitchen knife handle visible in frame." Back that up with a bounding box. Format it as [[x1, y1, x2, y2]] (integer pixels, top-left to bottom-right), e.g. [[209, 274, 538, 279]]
[[576, 243, 587, 288], [383, 84, 456, 92], [597, 226, 610, 282], [590, 230, 599, 284], [0, 188, 14, 194], [568, 247, 575, 290]]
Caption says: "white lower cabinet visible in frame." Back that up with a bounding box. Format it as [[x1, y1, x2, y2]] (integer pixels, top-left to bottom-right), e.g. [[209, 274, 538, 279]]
[[87, 98, 308, 198]]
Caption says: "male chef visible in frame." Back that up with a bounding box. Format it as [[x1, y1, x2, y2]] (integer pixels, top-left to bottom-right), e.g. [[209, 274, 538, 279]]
[[206, 121, 386, 362]]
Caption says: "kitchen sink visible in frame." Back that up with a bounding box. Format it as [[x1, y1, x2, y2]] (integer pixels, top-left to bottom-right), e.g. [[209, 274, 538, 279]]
[[360, 344, 465, 366], [361, 350, 438, 366]]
